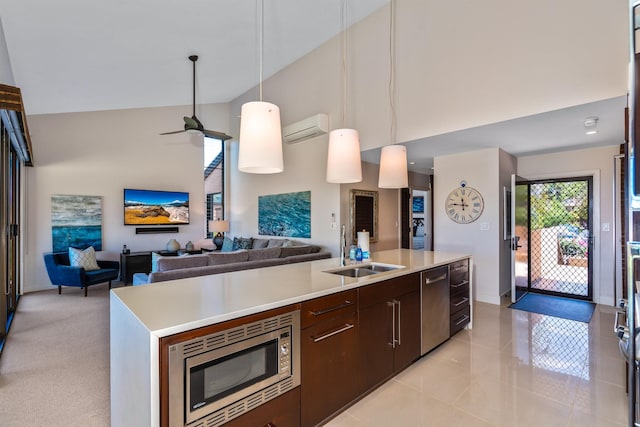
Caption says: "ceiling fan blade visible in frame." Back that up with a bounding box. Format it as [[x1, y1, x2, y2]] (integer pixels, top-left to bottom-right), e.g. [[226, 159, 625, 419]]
[[160, 130, 187, 135], [203, 129, 233, 140]]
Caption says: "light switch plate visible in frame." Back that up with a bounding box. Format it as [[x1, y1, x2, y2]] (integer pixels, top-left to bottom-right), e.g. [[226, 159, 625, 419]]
[[480, 222, 490, 231]]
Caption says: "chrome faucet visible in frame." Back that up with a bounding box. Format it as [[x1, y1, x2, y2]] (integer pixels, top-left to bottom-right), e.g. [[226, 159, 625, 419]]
[[340, 224, 346, 266]]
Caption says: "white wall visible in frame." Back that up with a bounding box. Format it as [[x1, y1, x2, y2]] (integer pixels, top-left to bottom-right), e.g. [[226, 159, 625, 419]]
[[434, 148, 503, 305], [0, 17, 14, 85], [25, 103, 230, 293], [517, 145, 620, 305]]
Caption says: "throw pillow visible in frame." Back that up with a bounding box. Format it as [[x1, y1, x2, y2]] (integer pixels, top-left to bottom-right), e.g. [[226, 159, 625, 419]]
[[68, 246, 100, 271], [232, 237, 253, 251], [251, 238, 269, 249], [151, 252, 164, 272], [221, 237, 234, 252]]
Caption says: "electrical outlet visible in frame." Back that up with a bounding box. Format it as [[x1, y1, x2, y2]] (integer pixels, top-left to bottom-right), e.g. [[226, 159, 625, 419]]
[[602, 223, 610, 232], [480, 222, 490, 231]]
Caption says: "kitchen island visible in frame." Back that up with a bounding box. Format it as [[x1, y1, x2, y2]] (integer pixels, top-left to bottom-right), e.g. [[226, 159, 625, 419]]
[[110, 249, 472, 427]]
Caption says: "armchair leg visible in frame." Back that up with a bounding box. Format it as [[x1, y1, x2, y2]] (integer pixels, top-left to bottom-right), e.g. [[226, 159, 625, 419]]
[[84, 286, 88, 297], [108, 280, 112, 290], [58, 285, 61, 295]]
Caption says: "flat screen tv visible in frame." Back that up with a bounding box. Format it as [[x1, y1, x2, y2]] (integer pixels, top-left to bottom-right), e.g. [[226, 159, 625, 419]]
[[124, 189, 189, 225]]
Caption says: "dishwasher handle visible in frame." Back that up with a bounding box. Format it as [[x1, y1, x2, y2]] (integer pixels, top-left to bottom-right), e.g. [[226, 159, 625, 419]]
[[424, 273, 447, 284]]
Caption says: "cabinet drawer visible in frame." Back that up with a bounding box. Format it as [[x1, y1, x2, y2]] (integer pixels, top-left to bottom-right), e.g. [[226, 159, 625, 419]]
[[450, 292, 470, 317], [450, 281, 469, 298], [450, 305, 471, 336], [301, 289, 357, 328], [449, 259, 469, 286]]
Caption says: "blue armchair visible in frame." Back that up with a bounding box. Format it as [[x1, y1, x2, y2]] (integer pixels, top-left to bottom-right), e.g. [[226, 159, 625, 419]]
[[43, 252, 120, 297]]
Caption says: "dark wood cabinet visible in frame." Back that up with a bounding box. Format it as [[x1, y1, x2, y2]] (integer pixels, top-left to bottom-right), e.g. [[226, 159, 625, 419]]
[[357, 273, 421, 394], [223, 387, 301, 427], [449, 259, 471, 336], [120, 252, 153, 285], [300, 290, 358, 426]]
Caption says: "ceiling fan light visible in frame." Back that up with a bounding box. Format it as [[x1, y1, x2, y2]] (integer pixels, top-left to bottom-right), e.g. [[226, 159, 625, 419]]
[[238, 101, 284, 174], [378, 144, 408, 188], [186, 128, 202, 135], [327, 128, 362, 183]]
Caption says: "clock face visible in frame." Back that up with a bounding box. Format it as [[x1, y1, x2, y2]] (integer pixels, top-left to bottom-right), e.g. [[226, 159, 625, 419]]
[[445, 186, 484, 224]]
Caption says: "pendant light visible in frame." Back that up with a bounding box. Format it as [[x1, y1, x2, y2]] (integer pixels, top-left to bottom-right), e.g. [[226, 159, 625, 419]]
[[378, 0, 408, 189], [326, 0, 362, 183], [238, 0, 284, 174]]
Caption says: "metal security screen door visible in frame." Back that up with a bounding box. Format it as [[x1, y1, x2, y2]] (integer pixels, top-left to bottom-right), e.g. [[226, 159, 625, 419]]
[[528, 178, 593, 300]]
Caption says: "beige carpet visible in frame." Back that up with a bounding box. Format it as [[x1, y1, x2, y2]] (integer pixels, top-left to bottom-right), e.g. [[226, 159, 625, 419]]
[[0, 283, 113, 426]]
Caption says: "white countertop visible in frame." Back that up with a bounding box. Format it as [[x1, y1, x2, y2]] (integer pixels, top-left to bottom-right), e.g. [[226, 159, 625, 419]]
[[110, 249, 470, 337]]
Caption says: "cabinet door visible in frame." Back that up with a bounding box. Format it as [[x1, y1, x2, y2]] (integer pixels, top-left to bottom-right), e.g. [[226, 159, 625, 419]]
[[393, 290, 421, 371], [223, 387, 300, 427], [358, 300, 394, 394], [301, 311, 358, 426]]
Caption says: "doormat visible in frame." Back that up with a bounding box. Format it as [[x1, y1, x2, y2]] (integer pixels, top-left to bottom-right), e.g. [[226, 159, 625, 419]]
[[509, 293, 595, 323]]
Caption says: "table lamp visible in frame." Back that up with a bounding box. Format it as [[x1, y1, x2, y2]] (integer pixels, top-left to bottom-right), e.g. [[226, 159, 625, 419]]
[[209, 220, 230, 249]]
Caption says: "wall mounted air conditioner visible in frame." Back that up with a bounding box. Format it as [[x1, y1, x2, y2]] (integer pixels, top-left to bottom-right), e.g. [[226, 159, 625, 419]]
[[282, 113, 329, 144]]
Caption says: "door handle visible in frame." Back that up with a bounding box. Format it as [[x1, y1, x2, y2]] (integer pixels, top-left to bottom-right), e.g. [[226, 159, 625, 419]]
[[388, 301, 396, 348], [512, 236, 522, 250]]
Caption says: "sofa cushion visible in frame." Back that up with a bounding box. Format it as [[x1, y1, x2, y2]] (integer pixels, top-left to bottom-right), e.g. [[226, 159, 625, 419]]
[[267, 239, 288, 248], [248, 247, 281, 261], [68, 246, 100, 271], [251, 238, 269, 249], [207, 250, 249, 266], [232, 237, 253, 250], [280, 245, 313, 258], [156, 254, 209, 272]]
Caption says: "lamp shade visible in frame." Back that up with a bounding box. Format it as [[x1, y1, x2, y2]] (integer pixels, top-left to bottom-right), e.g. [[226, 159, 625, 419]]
[[378, 145, 408, 188], [326, 128, 362, 183], [208, 220, 230, 233], [238, 101, 284, 174]]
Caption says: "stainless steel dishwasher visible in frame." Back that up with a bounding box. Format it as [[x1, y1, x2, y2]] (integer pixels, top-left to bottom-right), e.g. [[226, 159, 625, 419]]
[[421, 266, 450, 355]]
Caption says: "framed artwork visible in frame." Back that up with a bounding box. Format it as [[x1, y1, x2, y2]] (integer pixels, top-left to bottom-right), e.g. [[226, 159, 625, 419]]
[[258, 191, 311, 238], [51, 194, 103, 252], [350, 189, 378, 243]]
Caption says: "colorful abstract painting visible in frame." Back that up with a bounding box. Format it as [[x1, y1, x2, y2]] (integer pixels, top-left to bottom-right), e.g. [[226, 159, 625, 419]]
[[51, 195, 103, 252], [258, 191, 311, 238]]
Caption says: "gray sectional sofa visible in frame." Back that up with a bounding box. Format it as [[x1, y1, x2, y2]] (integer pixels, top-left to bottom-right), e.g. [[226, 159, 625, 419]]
[[132, 243, 330, 285]]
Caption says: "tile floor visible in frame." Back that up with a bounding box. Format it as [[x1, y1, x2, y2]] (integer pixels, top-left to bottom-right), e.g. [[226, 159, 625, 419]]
[[326, 300, 628, 426]]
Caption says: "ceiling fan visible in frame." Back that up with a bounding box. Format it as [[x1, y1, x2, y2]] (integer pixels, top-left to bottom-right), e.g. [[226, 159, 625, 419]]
[[161, 55, 232, 141]]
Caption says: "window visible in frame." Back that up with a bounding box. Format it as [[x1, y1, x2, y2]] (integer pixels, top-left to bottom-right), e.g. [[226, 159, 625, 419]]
[[204, 137, 224, 238]]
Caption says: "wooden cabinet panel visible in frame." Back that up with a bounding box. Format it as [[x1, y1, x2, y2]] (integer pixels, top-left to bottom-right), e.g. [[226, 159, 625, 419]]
[[301, 311, 358, 426], [393, 290, 421, 372], [224, 387, 300, 427], [358, 299, 395, 393], [358, 272, 421, 394]]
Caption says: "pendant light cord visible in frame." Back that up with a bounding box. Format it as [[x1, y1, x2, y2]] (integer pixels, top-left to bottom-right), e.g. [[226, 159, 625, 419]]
[[341, 0, 348, 128], [259, 0, 264, 102], [389, 0, 396, 145]]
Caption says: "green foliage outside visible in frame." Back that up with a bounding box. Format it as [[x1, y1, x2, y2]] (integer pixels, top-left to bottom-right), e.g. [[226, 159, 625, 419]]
[[529, 182, 588, 230]]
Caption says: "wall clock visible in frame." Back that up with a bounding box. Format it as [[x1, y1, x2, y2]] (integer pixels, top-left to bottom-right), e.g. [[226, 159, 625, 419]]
[[445, 183, 484, 224]]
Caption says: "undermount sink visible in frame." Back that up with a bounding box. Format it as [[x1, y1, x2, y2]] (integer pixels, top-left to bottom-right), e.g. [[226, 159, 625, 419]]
[[325, 262, 404, 278], [330, 267, 379, 278]]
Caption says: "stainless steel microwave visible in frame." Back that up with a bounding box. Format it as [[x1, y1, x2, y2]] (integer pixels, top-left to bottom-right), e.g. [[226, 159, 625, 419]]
[[168, 310, 300, 427]]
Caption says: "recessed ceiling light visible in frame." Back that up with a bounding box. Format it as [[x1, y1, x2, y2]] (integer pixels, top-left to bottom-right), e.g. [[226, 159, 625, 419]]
[[409, 161, 416, 165]]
